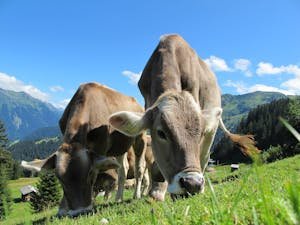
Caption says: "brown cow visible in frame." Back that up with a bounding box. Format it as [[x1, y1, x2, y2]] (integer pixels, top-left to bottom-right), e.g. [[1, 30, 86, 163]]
[[109, 34, 258, 198], [21, 82, 147, 217], [94, 135, 168, 201]]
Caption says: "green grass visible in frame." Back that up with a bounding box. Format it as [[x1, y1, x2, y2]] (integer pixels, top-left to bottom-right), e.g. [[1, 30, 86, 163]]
[[3, 155, 300, 225]]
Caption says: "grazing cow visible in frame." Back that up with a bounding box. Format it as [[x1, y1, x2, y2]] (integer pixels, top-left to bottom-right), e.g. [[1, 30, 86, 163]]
[[21, 83, 147, 217], [93, 168, 118, 201], [109, 34, 258, 198]]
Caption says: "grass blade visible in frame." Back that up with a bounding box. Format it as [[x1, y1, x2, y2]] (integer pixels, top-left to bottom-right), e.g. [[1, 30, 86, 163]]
[[279, 117, 300, 142]]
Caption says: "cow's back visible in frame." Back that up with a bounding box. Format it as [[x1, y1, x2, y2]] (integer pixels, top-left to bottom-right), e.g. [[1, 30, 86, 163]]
[[138, 34, 221, 110], [60, 82, 144, 143]]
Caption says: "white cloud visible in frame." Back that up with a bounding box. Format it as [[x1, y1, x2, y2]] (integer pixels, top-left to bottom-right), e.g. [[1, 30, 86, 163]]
[[50, 85, 64, 92], [224, 80, 294, 95], [122, 70, 141, 84], [281, 78, 300, 94], [51, 98, 70, 109], [234, 58, 252, 77], [204, 56, 232, 72], [256, 62, 300, 76], [0, 72, 49, 101], [255, 62, 300, 94]]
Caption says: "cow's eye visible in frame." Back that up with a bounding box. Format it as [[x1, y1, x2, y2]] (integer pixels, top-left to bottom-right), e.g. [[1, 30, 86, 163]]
[[157, 129, 167, 140]]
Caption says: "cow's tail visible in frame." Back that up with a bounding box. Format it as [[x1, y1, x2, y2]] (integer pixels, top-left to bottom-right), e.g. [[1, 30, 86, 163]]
[[219, 118, 261, 157]]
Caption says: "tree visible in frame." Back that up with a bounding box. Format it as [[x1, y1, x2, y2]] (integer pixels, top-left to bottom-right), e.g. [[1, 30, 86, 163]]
[[0, 121, 8, 149], [213, 97, 300, 164], [0, 164, 12, 220], [31, 171, 61, 212]]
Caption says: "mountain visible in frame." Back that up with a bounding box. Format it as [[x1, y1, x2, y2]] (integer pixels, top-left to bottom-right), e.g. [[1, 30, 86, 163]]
[[9, 136, 63, 161], [212, 97, 300, 163], [213, 91, 287, 149], [0, 88, 62, 140], [221, 91, 286, 130], [7, 90, 289, 162], [22, 126, 61, 141]]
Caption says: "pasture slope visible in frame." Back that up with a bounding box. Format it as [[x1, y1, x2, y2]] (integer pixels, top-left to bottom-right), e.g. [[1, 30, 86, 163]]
[[5, 155, 300, 225]]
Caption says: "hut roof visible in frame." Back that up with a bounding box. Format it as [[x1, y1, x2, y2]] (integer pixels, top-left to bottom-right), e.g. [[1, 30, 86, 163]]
[[20, 185, 37, 195]]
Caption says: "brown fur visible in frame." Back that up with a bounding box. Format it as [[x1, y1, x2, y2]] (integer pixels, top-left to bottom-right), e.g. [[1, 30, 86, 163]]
[[137, 34, 258, 195], [227, 133, 260, 157]]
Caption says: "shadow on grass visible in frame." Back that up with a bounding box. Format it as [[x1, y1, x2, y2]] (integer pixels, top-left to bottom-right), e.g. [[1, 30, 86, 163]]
[[13, 197, 22, 203], [28, 199, 138, 223], [94, 199, 134, 212], [211, 174, 240, 184]]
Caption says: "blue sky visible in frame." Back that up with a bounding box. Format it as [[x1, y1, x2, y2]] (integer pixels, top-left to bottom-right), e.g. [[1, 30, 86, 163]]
[[0, 0, 299, 108]]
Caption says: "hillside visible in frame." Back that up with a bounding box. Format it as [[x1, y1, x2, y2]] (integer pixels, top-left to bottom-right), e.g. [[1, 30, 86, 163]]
[[8, 136, 62, 161], [213, 91, 287, 148], [22, 126, 61, 141], [213, 97, 300, 163], [6, 91, 288, 161], [221, 91, 286, 130], [0, 88, 62, 140], [5, 155, 300, 224]]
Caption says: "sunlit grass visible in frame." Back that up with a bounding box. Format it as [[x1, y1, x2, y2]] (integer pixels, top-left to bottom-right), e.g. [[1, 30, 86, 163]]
[[4, 155, 300, 224]]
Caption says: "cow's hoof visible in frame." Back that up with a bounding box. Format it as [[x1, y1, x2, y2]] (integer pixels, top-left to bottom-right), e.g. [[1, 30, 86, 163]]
[[150, 190, 165, 201]]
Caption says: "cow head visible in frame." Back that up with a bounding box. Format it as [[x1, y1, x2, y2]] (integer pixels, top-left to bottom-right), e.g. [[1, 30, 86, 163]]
[[21, 142, 119, 217], [109, 91, 221, 197]]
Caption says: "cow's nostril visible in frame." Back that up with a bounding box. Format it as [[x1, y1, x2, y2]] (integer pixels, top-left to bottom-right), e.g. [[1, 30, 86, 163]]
[[179, 177, 185, 188], [179, 176, 203, 194]]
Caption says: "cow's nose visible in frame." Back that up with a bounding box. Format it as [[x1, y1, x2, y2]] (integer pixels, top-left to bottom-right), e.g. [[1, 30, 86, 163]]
[[179, 176, 204, 194]]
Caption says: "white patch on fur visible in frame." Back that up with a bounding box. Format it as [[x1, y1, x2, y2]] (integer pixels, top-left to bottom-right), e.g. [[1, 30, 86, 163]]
[[203, 107, 222, 133], [67, 205, 93, 217], [168, 171, 203, 194]]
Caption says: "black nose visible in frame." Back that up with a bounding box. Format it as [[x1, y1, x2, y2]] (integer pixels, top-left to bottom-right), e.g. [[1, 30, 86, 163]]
[[179, 176, 204, 194]]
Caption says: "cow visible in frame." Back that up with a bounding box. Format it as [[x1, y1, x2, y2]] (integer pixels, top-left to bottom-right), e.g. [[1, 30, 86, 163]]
[[109, 34, 258, 198], [93, 168, 118, 201], [94, 135, 168, 202], [21, 82, 147, 217]]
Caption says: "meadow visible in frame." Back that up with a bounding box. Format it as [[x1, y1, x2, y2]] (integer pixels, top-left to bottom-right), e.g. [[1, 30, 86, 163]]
[[4, 155, 300, 225]]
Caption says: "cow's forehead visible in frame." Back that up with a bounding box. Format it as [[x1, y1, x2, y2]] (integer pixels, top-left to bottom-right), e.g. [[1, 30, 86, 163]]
[[154, 91, 202, 137], [156, 91, 200, 113], [56, 146, 90, 176]]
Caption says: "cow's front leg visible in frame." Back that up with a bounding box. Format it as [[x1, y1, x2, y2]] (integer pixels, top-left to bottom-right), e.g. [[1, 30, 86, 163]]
[[133, 134, 147, 199], [142, 168, 150, 196], [133, 150, 146, 199], [115, 153, 129, 202]]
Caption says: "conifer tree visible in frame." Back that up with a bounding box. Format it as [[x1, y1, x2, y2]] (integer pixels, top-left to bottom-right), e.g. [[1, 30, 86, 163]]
[[0, 121, 8, 149], [0, 164, 12, 220], [31, 171, 61, 212]]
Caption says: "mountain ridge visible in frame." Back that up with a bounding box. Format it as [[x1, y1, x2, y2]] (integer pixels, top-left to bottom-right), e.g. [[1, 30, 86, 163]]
[[0, 88, 62, 140]]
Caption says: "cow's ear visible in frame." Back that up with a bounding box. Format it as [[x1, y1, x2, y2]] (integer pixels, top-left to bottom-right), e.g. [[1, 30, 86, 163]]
[[109, 111, 149, 137], [202, 107, 222, 133], [94, 156, 120, 171], [21, 153, 57, 172]]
